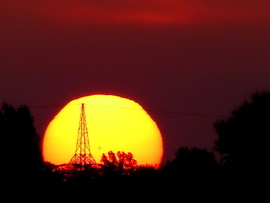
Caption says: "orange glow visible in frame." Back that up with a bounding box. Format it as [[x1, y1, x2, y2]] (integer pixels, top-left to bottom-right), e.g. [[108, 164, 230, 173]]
[[3, 1, 270, 26], [43, 95, 163, 166], [35, 1, 270, 26]]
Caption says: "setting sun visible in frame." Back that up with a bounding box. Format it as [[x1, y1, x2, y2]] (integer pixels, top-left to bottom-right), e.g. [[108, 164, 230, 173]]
[[43, 95, 163, 166]]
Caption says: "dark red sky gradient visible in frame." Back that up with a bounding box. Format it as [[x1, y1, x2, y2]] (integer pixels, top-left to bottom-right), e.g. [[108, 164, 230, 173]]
[[1, 1, 270, 165]]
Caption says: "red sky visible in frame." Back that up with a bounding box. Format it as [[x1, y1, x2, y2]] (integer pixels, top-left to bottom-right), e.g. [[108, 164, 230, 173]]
[[37, 1, 270, 25], [2, 0, 270, 25], [1, 0, 270, 164]]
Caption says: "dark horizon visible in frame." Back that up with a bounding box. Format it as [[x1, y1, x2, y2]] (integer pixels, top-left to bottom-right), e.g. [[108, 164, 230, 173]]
[[1, 92, 270, 198]]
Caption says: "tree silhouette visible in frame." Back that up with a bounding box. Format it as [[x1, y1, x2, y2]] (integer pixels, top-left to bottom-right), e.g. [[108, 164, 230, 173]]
[[214, 92, 270, 176], [0, 103, 42, 183], [101, 151, 137, 176], [163, 147, 219, 190], [166, 147, 218, 175]]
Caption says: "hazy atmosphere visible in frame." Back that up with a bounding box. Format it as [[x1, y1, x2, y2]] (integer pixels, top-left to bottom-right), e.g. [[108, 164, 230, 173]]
[[1, 0, 270, 164]]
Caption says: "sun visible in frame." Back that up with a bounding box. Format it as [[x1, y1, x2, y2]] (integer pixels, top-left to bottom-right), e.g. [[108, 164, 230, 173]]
[[42, 94, 163, 166]]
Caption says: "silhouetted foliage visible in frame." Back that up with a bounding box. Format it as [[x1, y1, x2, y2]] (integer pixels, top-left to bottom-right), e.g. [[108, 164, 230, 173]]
[[40, 162, 66, 185], [41, 151, 139, 187], [8, 91, 270, 194], [214, 92, 270, 175], [101, 151, 137, 176], [0, 103, 43, 182], [161, 146, 219, 192], [166, 147, 218, 176]]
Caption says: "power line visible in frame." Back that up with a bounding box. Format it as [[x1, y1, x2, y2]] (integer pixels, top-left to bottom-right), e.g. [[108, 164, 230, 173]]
[[145, 109, 227, 118], [29, 103, 227, 118], [29, 104, 64, 109]]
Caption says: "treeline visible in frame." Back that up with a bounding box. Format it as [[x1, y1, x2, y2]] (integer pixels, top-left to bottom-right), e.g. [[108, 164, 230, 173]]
[[44, 147, 220, 186], [1, 92, 270, 194]]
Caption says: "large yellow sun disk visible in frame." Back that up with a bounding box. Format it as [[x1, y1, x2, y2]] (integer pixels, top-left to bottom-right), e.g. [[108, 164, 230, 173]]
[[43, 95, 163, 166]]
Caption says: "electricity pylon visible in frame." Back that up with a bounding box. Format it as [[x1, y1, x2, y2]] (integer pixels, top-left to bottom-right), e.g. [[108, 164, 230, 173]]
[[69, 103, 96, 168]]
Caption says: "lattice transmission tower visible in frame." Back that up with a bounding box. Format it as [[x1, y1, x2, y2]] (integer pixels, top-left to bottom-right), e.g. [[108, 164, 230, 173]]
[[69, 103, 96, 167]]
